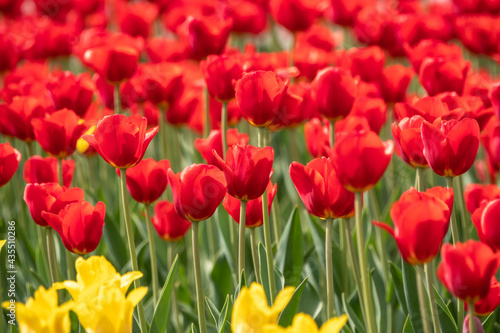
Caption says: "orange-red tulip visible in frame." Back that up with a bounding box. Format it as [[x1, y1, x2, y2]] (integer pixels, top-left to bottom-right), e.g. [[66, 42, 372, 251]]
[[0, 142, 21, 188], [0, 96, 47, 142], [303, 118, 330, 158], [418, 57, 470, 97], [467, 279, 500, 316], [472, 199, 500, 252], [392, 115, 428, 168], [46, 71, 94, 118], [23, 156, 75, 188], [151, 200, 191, 241], [464, 184, 500, 214], [201, 54, 243, 102], [194, 129, 249, 166], [83, 45, 139, 84], [268, 0, 322, 32]]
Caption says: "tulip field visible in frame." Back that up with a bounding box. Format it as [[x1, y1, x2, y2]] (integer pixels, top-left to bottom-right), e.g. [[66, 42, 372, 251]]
[[2, 0, 500, 332]]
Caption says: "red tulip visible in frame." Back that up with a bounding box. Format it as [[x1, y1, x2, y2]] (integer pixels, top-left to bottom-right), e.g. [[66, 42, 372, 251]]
[[404, 39, 463, 73], [23, 156, 75, 188], [0, 96, 47, 142], [118, 1, 158, 39], [146, 37, 189, 63], [117, 158, 170, 205], [32, 109, 87, 158], [194, 129, 249, 166], [392, 116, 428, 168], [225, 0, 267, 35], [151, 200, 191, 241], [469, 279, 500, 316], [42, 200, 105, 255], [23, 183, 84, 227], [0, 143, 21, 188], [335, 116, 371, 142], [346, 46, 386, 83], [311, 67, 357, 121], [454, 15, 500, 55], [303, 118, 330, 158], [418, 57, 470, 97], [0, 31, 19, 72], [349, 97, 387, 134], [209, 99, 242, 130], [421, 118, 480, 177], [437, 240, 500, 303], [268, 0, 322, 32], [464, 184, 500, 214], [83, 114, 159, 169], [471, 199, 500, 252], [463, 315, 486, 333], [83, 45, 139, 84], [270, 83, 315, 131], [214, 145, 273, 201], [331, 0, 375, 26], [290, 157, 355, 219], [167, 164, 227, 222], [201, 54, 243, 102], [46, 71, 95, 118], [490, 82, 500, 120], [378, 65, 414, 104], [223, 181, 277, 228], [235, 71, 288, 127], [374, 187, 452, 265], [332, 130, 393, 192], [133, 62, 183, 107]]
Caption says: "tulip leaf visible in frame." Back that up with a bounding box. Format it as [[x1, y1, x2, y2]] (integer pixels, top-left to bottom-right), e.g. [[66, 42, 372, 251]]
[[259, 242, 285, 305], [389, 261, 408, 315], [234, 269, 247, 300], [341, 292, 366, 333], [278, 277, 308, 327], [276, 206, 303, 287], [481, 312, 495, 332], [191, 323, 198, 333], [402, 261, 423, 333], [205, 297, 221, 325], [217, 295, 231, 333], [434, 287, 457, 332], [149, 255, 179, 333], [403, 315, 413, 333]]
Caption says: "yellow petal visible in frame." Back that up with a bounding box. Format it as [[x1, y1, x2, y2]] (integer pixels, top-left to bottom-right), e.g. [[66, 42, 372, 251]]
[[0, 240, 6, 253], [320, 314, 348, 333], [261, 324, 287, 333], [120, 271, 143, 293], [270, 286, 295, 322], [126, 287, 148, 307], [232, 284, 273, 333], [288, 313, 319, 333]]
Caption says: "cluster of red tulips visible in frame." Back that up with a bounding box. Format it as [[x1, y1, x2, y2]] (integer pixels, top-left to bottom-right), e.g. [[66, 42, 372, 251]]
[[0, 0, 500, 332]]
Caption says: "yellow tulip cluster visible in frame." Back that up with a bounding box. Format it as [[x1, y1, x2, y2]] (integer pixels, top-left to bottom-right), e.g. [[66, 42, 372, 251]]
[[2, 256, 146, 333], [232, 283, 348, 333]]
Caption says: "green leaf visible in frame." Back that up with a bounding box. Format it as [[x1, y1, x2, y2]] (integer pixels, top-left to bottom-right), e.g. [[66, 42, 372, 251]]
[[276, 206, 303, 287], [403, 315, 413, 333], [259, 243, 284, 305], [205, 297, 221, 325], [217, 295, 231, 333], [341, 292, 366, 333], [234, 269, 247, 300], [278, 277, 308, 327], [402, 261, 423, 333], [389, 261, 408, 315], [149, 255, 179, 333], [434, 286, 457, 332]]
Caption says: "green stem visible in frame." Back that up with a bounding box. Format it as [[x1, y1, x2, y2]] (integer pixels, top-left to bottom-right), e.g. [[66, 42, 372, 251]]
[[258, 127, 276, 304], [416, 167, 425, 191], [329, 119, 335, 147], [145, 204, 159, 305], [238, 200, 247, 279], [354, 192, 377, 333], [65, 251, 75, 280], [114, 84, 121, 114], [445, 177, 460, 244], [38, 227, 51, 282], [416, 265, 432, 333], [424, 262, 441, 333], [368, 190, 388, 282], [221, 102, 228, 160], [457, 176, 469, 240], [271, 196, 281, 244], [168, 243, 182, 333], [325, 218, 335, 318], [192, 222, 207, 333], [120, 172, 147, 333], [250, 228, 261, 284], [468, 303, 476, 333], [46, 228, 58, 284]]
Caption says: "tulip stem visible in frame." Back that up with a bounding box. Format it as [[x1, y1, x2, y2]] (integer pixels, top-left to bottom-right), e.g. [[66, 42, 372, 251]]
[[46, 228, 58, 284], [238, 200, 247, 280], [457, 176, 469, 240], [222, 102, 228, 160], [468, 303, 476, 333], [168, 243, 182, 333], [114, 84, 121, 114], [65, 251, 75, 280], [445, 177, 460, 244], [192, 222, 207, 333], [329, 119, 335, 147], [145, 204, 159, 305], [120, 172, 148, 333], [416, 167, 425, 191], [354, 192, 377, 333], [325, 218, 336, 318], [416, 265, 432, 333], [250, 228, 261, 284], [258, 127, 276, 304], [424, 262, 441, 333]]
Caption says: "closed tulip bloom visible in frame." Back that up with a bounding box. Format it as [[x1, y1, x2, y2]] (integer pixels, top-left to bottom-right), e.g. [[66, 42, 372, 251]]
[[24, 183, 84, 227], [167, 164, 227, 222], [0, 143, 21, 188], [378, 64, 414, 104], [23, 155, 75, 188], [151, 200, 191, 241], [268, 0, 322, 32], [0, 96, 47, 142], [374, 187, 452, 265], [118, 1, 158, 39], [201, 54, 243, 102], [290, 157, 355, 219], [350, 97, 387, 134], [347, 46, 386, 83], [394, 96, 450, 123], [83, 114, 159, 169], [32, 109, 87, 158], [223, 182, 277, 228], [311, 67, 357, 121], [469, 279, 500, 316], [464, 184, 500, 214], [463, 315, 486, 333], [83, 45, 139, 84], [214, 145, 273, 201], [419, 57, 470, 97], [46, 71, 94, 118], [421, 118, 480, 177], [42, 200, 105, 255], [471, 199, 500, 252], [332, 130, 393, 192], [118, 158, 170, 204], [235, 71, 288, 127], [303, 118, 330, 158], [490, 82, 500, 120], [194, 129, 249, 166], [392, 116, 428, 168], [437, 240, 500, 303]]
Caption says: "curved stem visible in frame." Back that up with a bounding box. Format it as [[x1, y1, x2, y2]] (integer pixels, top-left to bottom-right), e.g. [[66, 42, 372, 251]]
[[250, 228, 261, 284], [238, 200, 247, 280], [120, 172, 147, 333], [355, 192, 377, 333], [468, 303, 476, 333], [114, 84, 121, 114], [192, 222, 207, 333], [325, 218, 335, 318], [424, 262, 441, 333], [145, 204, 159, 305], [416, 265, 432, 333]]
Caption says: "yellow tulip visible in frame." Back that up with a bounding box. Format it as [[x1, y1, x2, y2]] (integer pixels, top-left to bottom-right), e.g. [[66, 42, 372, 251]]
[[232, 283, 295, 333], [2, 286, 73, 333], [73, 285, 147, 333], [54, 255, 142, 302], [262, 313, 348, 333], [0, 239, 5, 253]]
